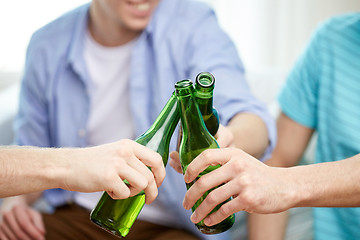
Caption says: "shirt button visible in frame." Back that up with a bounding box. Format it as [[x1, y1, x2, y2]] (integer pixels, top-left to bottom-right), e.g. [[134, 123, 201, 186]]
[[78, 129, 86, 137]]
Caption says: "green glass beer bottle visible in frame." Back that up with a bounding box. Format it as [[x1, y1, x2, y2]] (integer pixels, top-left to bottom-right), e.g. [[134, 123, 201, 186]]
[[90, 92, 180, 238], [175, 79, 235, 234], [194, 72, 219, 135], [176, 72, 220, 150]]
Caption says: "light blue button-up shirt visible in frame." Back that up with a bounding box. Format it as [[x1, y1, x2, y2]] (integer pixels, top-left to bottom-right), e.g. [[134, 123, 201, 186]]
[[15, 0, 276, 239]]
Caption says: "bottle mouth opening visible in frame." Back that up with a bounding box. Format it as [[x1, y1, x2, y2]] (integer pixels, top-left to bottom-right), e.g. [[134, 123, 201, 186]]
[[196, 72, 215, 88], [175, 79, 193, 88]]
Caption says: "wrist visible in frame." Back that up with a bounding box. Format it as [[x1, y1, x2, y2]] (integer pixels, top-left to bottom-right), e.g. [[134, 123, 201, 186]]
[[43, 148, 74, 190], [287, 165, 313, 208]]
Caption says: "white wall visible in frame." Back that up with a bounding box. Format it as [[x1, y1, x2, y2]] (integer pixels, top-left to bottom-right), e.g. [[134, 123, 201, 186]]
[[1, 0, 360, 142], [0, 0, 89, 73], [208, 0, 360, 73]]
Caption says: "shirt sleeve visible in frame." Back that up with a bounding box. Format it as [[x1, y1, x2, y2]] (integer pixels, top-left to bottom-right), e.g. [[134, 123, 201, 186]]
[[184, 5, 276, 160], [14, 33, 52, 147], [14, 33, 69, 207], [277, 24, 325, 129]]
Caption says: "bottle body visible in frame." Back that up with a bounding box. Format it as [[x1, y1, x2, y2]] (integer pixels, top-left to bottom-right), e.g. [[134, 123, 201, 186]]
[[175, 80, 234, 234], [90, 92, 180, 238], [90, 193, 145, 237]]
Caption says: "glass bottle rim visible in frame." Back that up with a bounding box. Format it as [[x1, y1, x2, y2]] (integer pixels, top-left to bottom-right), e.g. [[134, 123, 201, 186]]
[[195, 72, 215, 88], [175, 79, 193, 89]]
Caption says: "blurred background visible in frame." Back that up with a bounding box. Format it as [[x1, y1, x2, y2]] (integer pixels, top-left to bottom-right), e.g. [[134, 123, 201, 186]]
[[1, 0, 360, 134], [0, 1, 359, 239]]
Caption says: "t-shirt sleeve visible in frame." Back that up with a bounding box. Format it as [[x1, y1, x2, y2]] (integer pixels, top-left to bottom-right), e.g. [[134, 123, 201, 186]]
[[278, 25, 326, 129]]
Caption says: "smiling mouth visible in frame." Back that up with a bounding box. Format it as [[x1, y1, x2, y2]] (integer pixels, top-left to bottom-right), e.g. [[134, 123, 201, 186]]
[[128, 1, 151, 11]]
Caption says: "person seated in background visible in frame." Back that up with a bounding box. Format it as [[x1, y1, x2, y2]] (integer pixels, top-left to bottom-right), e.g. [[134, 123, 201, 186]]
[[173, 12, 360, 240], [0, 0, 275, 239]]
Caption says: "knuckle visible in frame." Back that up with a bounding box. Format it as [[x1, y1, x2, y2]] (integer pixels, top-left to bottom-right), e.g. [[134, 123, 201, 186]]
[[219, 204, 232, 217], [231, 161, 243, 173], [234, 176, 243, 187], [250, 194, 265, 209], [205, 191, 219, 205], [241, 192, 255, 208], [154, 154, 163, 166], [145, 172, 155, 184], [242, 195, 251, 207], [239, 174, 251, 187], [139, 177, 149, 189], [195, 177, 208, 190], [120, 139, 132, 146], [117, 142, 133, 158], [104, 173, 115, 183], [116, 191, 129, 200], [202, 150, 213, 161]]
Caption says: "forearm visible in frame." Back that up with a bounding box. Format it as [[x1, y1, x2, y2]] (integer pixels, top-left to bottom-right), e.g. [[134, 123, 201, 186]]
[[227, 113, 269, 159], [248, 155, 290, 240], [248, 212, 288, 240], [0, 146, 69, 198], [292, 154, 360, 208]]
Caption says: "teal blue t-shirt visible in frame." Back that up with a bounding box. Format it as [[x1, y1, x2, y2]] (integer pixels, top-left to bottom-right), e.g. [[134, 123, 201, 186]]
[[278, 13, 360, 240]]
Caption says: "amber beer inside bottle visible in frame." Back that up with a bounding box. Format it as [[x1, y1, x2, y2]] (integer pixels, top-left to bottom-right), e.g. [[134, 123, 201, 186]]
[[90, 92, 180, 238], [175, 79, 234, 234]]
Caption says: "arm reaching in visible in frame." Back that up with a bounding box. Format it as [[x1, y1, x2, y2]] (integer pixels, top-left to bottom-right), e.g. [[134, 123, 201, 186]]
[[182, 147, 360, 227], [0, 140, 165, 240], [0, 139, 165, 203]]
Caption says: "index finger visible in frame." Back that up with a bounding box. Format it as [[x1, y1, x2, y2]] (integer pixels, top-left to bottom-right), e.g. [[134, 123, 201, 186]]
[[184, 148, 233, 183], [130, 142, 166, 187]]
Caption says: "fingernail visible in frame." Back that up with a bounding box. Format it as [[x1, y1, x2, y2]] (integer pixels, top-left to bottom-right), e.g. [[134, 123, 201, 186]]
[[191, 212, 198, 223], [182, 200, 188, 210], [204, 217, 212, 226], [184, 174, 189, 183]]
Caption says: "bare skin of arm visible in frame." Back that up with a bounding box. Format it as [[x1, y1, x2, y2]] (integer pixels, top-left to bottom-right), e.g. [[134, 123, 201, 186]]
[[0, 140, 165, 240], [226, 112, 269, 159], [180, 112, 360, 237], [182, 148, 360, 222], [248, 113, 314, 240], [0, 140, 165, 200]]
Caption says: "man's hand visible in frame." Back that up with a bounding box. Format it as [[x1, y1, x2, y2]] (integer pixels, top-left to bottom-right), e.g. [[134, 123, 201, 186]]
[[0, 197, 45, 240], [0, 140, 165, 204], [59, 139, 166, 204], [182, 148, 297, 226]]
